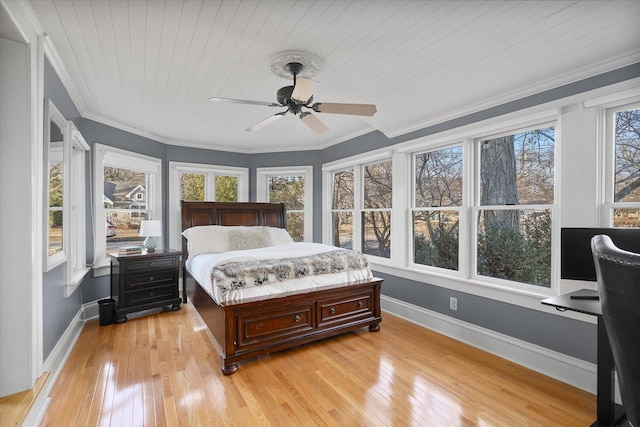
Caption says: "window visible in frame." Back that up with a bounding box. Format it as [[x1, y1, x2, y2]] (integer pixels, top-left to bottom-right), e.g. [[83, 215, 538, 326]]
[[44, 101, 90, 293], [94, 144, 162, 273], [474, 125, 555, 287], [607, 104, 640, 227], [330, 169, 354, 249], [325, 154, 393, 259], [45, 101, 65, 269], [168, 162, 248, 249], [257, 166, 312, 242], [65, 123, 90, 290], [412, 145, 463, 271], [362, 160, 392, 258]]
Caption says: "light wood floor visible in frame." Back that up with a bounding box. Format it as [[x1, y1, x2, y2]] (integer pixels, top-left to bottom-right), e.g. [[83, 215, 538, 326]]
[[40, 302, 596, 426]]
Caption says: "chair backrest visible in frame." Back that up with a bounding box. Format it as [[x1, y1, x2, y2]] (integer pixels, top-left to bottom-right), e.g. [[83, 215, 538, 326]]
[[591, 234, 640, 427]]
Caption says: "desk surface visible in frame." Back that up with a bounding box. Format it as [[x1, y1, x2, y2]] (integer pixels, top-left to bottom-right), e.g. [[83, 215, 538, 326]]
[[541, 289, 602, 316]]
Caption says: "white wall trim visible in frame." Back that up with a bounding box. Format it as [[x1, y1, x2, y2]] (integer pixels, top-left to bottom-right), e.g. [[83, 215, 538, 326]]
[[25, 306, 85, 426], [381, 295, 598, 394]]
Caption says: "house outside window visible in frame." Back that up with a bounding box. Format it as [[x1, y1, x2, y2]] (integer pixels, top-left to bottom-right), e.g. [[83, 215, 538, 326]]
[[607, 104, 640, 227], [94, 144, 162, 273], [257, 166, 313, 242]]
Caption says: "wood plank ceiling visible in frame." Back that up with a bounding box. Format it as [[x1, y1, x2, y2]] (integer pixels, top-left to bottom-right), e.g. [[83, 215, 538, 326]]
[[29, 0, 640, 153]]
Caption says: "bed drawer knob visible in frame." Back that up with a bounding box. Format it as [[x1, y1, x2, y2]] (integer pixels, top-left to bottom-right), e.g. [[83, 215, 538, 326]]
[[357, 301, 363, 308], [294, 315, 301, 322], [329, 307, 336, 314]]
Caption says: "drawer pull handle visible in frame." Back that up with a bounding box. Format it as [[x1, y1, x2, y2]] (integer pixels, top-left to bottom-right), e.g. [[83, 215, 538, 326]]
[[357, 301, 363, 308], [329, 307, 336, 314], [149, 276, 154, 281], [149, 291, 154, 296], [149, 262, 154, 266], [256, 323, 263, 329], [294, 315, 301, 322]]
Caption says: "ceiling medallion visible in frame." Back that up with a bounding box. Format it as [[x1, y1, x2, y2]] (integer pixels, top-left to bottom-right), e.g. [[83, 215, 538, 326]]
[[268, 50, 323, 80]]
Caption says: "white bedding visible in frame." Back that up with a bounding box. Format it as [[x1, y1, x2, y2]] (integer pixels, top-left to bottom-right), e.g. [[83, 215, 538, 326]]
[[186, 242, 373, 303]]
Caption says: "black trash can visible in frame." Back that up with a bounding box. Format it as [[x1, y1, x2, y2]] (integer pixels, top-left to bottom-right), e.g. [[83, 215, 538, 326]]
[[98, 298, 115, 326]]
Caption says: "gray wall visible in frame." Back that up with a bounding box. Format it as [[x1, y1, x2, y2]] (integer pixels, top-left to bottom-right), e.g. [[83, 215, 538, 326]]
[[41, 56, 640, 365]]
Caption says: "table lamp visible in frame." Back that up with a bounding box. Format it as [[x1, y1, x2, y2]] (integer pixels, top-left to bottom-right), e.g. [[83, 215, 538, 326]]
[[139, 220, 162, 252]]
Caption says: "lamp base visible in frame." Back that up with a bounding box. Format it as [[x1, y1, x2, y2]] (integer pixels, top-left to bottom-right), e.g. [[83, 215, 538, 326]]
[[143, 236, 157, 253]]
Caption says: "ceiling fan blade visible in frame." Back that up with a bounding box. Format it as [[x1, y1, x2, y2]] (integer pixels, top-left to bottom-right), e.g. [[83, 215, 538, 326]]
[[245, 112, 286, 132], [311, 102, 377, 116], [300, 112, 328, 134], [210, 96, 278, 107], [291, 78, 313, 104]]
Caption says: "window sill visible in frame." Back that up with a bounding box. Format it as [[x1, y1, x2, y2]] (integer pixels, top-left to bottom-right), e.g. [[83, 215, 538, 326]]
[[92, 263, 110, 278], [66, 267, 90, 287], [369, 262, 592, 319]]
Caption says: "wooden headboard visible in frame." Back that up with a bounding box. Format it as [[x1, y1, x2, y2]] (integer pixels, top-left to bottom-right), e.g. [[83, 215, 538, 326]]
[[181, 201, 286, 254]]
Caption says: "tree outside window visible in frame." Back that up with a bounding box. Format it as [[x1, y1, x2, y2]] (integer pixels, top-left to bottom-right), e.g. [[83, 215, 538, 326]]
[[268, 175, 305, 241], [613, 107, 640, 227], [362, 160, 392, 258], [413, 146, 462, 270], [331, 169, 354, 249], [477, 126, 555, 287]]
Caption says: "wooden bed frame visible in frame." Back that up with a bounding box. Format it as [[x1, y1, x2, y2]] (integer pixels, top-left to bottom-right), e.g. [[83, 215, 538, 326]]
[[181, 201, 382, 375]]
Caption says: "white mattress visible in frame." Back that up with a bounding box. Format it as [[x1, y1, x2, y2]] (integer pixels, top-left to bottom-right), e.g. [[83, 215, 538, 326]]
[[186, 242, 373, 303]]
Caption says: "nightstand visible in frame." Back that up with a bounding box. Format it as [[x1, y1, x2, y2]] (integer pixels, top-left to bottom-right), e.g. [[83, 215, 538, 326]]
[[109, 248, 182, 323]]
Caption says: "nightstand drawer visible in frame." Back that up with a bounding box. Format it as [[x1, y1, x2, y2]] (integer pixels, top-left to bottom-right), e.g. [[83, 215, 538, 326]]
[[123, 256, 178, 272], [125, 284, 177, 306], [125, 271, 176, 288]]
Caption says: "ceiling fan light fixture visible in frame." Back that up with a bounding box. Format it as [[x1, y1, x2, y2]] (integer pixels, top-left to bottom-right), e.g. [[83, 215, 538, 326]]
[[291, 78, 314, 104]]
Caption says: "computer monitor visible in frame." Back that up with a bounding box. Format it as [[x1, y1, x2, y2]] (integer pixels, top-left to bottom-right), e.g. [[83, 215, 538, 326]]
[[561, 227, 640, 281]]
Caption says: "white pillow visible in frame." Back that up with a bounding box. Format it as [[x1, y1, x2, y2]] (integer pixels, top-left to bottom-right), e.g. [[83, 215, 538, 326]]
[[228, 227, 272, 251], [181, 225, 230, 257], [269, 227, 294, 245]]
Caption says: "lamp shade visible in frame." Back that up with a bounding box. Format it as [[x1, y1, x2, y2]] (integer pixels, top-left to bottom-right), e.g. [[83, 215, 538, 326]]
[[139, 220, 162, 237]]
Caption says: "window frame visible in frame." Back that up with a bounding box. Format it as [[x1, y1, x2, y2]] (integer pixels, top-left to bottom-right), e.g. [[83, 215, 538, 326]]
[[93, 144, 162, 276], [168, 161, 249, 250], [44, 100, 66, 271], [323, 150, 395, 263], [256, 166, 313, 242], [603, 101, 640, 226], [409, 142, 466, 276], [64, 121, 90, 294]]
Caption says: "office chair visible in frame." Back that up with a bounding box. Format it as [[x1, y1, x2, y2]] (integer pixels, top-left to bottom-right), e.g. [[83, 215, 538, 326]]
[[591, 234, 640, 427]]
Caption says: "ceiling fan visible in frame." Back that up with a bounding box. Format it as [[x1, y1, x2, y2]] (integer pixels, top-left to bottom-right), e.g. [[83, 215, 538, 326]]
[[209, 61, 376, 134]]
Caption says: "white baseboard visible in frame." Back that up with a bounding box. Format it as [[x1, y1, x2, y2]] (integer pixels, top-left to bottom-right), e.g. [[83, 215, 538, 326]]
[[381, 295, 598, 394], [23, 306, 86, 427]]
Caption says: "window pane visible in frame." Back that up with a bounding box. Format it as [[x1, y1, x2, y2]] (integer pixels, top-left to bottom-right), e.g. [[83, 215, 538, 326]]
[[104, 167, 147, 254], [332, 212, 353, 249], [286, 212, 304, 242], [333, 170, 354, 209], [180, 173, 205, 201], [48, 158, 64, 256], [364, 161, 392, 209], [614, 108, 640, 203], [415, 146, 462, 207], [48, 210, 63, 256], [480, 127, 555, 205], [362, 211, 391, 258], [269, 175, 305, 210], [413, 210, 459, 270], [477, 209, 551, 287], [613, 208, 640, 228], [215, 175, 238, 202]]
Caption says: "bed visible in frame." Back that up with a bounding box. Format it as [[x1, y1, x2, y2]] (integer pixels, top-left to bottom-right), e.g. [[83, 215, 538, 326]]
[[181, 201, 382, 375]]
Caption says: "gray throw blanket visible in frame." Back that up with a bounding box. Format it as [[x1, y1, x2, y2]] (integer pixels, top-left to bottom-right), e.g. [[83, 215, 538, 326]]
[[212, 249, 369, 296]]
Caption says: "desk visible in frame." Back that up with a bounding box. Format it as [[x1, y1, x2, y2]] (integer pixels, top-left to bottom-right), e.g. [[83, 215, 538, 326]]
[[542, 289, 625, 427]]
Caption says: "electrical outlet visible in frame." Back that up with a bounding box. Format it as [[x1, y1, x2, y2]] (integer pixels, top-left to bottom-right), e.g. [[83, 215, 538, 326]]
[[450, 297, 458, 311]]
